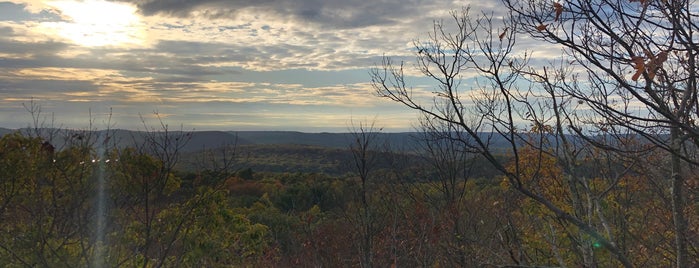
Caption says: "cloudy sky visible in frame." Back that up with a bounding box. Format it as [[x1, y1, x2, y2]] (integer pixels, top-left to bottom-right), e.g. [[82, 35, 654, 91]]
[[0, 0, 499, 131]]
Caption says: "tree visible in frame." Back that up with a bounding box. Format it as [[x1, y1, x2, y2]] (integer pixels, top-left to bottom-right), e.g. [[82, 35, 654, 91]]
[[414, 116, 484, 266], [346, 121, 384, 268], [0, 132, 107, 266], [107, 113, 192, 267], [503, 1, 699, 267], [371, 3, 698, 266]]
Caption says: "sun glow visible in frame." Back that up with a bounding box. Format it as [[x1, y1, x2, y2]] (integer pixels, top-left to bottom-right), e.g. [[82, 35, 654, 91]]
[[42, 0, 145, 47]]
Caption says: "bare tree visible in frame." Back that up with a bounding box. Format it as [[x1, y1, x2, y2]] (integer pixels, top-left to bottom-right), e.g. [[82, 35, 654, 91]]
[[110, 112, 193, 268], [21, 98, 61, 142], [192, 136, 241, 184], [137, 112, 192, 195], [371, 7, 636, 267], [414, 114, 478, 266], [346, 120, 384, 268], [503, 0, 699, 266]]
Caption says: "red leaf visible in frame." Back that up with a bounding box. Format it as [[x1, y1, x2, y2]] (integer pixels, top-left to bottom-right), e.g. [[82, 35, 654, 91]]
[[536, 24, 547, 32]]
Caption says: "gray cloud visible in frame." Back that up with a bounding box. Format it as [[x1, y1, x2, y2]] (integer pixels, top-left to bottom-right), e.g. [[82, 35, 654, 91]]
[[0, 37, 69, 57], [0, 79, 96, 95], [116, 0, 439, 28], [0, 2, 63, 22], [0, 39, 241, 80], [0, 26, 12, 36]]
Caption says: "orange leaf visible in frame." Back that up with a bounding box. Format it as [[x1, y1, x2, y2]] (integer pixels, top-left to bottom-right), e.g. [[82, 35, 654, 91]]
[[499, 27, 509, 41], [631, 56, 645, 81], [554, 3, 563, 21], [536, 24, 547, 32]]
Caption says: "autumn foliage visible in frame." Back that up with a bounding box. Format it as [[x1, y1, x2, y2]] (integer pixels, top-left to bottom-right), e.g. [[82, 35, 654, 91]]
[[0, 129, 695, 267]]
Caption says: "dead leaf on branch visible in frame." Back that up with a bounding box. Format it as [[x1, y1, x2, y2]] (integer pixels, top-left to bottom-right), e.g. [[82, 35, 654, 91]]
[[631, 56, 645, 81], [536, 24, 547, 32], [647, 51, 668, 80], [630, 51, 669, 81], [554, 3, 563, 21], [499, 27, 509, 41]]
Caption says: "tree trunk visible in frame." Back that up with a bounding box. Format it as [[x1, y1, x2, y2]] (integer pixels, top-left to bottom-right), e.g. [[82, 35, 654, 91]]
[[670, 127, 688, 268]]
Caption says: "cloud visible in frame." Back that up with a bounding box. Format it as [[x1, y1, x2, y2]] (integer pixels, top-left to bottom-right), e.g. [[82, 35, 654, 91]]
[[0, 1, 63, 22], [0, 0, 520, 131], [5, 1, 464, 73], [119, 0, 440, 29], [0, 39, 68, 57]]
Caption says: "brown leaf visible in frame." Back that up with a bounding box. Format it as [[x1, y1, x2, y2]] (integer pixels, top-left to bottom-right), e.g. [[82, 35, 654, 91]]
[[631, 56, 645, 81], [646, 51, 668, 81], [554, 3, 563, 21], [536, 24, 547, 32], [632, 69, 641, 81], [631, 56, 645, 66], [499, 27, 509, 41], [655, 51, 668, 65]]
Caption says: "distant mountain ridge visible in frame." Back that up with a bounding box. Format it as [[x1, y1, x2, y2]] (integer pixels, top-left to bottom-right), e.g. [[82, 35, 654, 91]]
[[0, 128, 424, 151], [0, 128, 519, 152], [0, 127, 13, 137]]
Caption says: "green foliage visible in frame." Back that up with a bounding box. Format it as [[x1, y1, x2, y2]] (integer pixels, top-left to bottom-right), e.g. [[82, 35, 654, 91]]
[[0, 132, 97, 267], [270, 173, 345, 212], [173, 188, 272, 266], [109, 147, 181, 198]]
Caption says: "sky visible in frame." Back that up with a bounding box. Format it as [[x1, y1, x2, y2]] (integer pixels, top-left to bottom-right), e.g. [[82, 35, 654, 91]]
[[0, 0, 501, 132]]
